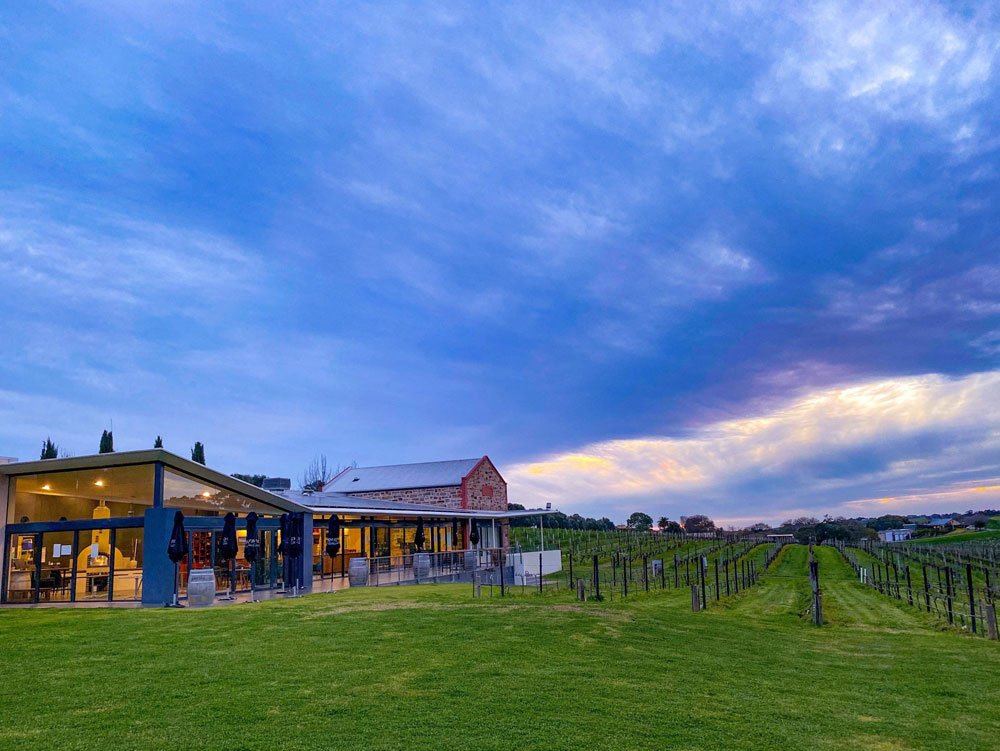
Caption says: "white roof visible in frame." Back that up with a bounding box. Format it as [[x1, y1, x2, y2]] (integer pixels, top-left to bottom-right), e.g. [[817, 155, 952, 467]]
[[324, 458, 484, 493]]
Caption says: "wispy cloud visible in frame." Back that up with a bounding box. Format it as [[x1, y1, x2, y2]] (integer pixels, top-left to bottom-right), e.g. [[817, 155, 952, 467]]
[[507, 369, 1000, 522]]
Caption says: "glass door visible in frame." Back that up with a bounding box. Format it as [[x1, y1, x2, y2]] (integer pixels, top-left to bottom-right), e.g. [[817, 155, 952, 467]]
[[5, 533, 39, 603]]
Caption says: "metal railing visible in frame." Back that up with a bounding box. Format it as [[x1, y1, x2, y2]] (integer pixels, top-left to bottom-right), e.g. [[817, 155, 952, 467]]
[[364, 547, 505, 586]]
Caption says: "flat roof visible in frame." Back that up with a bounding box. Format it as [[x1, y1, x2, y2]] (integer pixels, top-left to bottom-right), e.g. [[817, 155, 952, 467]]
[[0, 449, 310, 514]]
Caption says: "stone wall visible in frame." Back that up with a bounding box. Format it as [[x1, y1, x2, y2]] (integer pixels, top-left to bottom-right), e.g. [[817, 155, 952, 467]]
[[350, 485, 462, 508], [462, 458, 507, 511]]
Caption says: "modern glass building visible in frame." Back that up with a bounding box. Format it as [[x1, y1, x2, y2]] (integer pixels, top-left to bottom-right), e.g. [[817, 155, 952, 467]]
[[0, 449, 540, 606]]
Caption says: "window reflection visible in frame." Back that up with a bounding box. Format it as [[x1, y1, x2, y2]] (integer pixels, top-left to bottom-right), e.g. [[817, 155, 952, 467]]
[[9, 465, 154, 524], [162, 469, 278, 515]]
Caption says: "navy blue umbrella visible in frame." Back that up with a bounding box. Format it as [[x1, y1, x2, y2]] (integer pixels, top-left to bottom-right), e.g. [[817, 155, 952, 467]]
[[414, 517, 426, 551], [167, 510, 188, 563], [278, 513, 290, 555], [277, 513, 290, 593], [243, 512, 261, 603], [166, 510, 188, 607], [288, 514, 304, 593], [325, 516, 341, 558], [218, 512, 238, 561], [217, 512, 239, 599], [288, 515, 304, 558], [468, 519, 480, 547], [243, 512, 261, 563]]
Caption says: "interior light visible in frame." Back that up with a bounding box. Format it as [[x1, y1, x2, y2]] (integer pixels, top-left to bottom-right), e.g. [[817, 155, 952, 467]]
[[201, 491, 211, 498], [41, 484, 51, 491], [94, 480, 104, 487]]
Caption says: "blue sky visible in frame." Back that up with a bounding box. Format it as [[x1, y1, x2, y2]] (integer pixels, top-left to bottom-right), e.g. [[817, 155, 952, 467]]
[[2, 2, 999, 525]]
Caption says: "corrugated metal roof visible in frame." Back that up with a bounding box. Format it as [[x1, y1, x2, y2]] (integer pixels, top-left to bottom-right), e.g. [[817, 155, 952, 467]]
[[323, 458, 482, 493]]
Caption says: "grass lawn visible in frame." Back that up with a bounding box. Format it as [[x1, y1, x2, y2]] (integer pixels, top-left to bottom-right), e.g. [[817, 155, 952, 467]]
[[1, 545, 998, 750], [908, 530, 1000, 544]]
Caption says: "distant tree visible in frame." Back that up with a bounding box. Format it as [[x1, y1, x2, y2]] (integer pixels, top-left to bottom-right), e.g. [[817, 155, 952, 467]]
[[745, 522, 771, 534], [865, 514, 910, 531], [232, 473, 266, 487], [657, 516, 670, 531], [663, 520, 683, 534], [40, 438, 58, 460], [683, 514, 716, 533], [191, 442, 205, 465], [627, 512, 653, 531], [301, 454, 334, 491], [99, 430, 114, 454], [974, 520, 987, 529], [153, 436, 163, 448]]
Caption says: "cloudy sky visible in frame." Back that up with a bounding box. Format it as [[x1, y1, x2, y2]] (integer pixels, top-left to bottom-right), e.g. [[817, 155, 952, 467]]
[[2, 2, 999, 525]]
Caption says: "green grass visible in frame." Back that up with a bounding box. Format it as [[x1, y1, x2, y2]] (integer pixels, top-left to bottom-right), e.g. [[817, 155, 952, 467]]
[[1, 546, 998, 750], [908, 530, 1000, 544]]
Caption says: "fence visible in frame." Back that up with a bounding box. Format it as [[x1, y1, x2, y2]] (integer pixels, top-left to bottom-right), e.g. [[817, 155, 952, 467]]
[[828, 540, 1000, 639], [558, 539, 782, 607]]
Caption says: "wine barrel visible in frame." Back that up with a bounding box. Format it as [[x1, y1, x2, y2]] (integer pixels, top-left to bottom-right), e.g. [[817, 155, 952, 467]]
[[348, 557, 369, 587], [187, 569, 216, 608]]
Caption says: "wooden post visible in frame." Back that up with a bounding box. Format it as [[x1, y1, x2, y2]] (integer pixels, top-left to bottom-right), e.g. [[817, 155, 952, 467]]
[[593, 554, 600, 601], [905, 565, 913, 607], [945, 567, 954, 625], [577, 578, 586, 602], [986, 604, 998, 640], [673, 553, 679, 588], [700, 556, 707, 608], [922, 565, 930, 612], [714, 558, 720, 601], [691, 583, 700, 612], [967, 563, 977, 635]]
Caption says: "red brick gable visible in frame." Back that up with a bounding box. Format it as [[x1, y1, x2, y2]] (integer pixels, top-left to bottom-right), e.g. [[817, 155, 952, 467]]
[[461, 456, 507, 512]]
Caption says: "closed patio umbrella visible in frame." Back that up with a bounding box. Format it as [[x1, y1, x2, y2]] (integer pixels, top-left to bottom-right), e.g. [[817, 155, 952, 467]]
[[277, 513, 289, 593], [451, 519, 459, 550], [243, 512, 261, 603], [325, 516, 341, 594], [218, 512, 238, 600], [469, 519, 480, 547], [326, 517, 341, 557], [166, 510, 188, 608], [415, 517, 425, 551], [287, 514, 304, 596]]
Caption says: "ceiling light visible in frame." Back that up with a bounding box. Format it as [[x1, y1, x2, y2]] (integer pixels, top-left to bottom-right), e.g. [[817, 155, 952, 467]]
[[201, 491, 211, 498], [41, 484, 51, 491], [94, 480, 104, 487]]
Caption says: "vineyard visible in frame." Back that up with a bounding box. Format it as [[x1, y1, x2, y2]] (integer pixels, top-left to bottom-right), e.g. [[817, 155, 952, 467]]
[[1, 536, 998, 750]]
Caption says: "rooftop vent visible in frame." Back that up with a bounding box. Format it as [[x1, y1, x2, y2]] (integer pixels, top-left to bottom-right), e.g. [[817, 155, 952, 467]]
[[262, 477, 291, 491]]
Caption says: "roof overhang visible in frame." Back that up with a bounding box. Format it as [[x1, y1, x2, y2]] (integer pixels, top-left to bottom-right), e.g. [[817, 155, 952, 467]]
[[0, 449, 310, 514]]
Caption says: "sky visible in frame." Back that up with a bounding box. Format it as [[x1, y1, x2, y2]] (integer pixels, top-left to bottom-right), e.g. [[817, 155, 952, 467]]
[[1, 2, 999, 526]]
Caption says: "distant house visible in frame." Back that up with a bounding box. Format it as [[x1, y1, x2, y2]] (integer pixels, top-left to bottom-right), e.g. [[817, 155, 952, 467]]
[[878, 528, 912, 542], [766, 533, 795, 542], [959, 513, 991, 529]]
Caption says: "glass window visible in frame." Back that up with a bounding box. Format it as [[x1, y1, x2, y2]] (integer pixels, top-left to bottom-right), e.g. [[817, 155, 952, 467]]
[[77, 527, 113, 601], [5, 533, 37, 603], [112, 528, 143, 601], [40, 531, 74, 602], [8, 464, 155, 524], [162, 469, 279, 516]]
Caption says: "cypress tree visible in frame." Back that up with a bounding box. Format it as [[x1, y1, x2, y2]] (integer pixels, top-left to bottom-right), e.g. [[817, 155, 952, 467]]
[[99, 430, 114, 454], [154, 435, 163, 448], [191, 441, 205, 465], [40, 438, 58, 460]]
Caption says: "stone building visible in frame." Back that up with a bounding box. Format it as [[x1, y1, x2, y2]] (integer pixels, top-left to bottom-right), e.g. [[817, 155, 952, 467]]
[[323, 457, 509, 547]]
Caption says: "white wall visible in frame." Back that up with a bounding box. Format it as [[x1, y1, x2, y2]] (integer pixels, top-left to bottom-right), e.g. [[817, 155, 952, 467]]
[[510, 549, 562, 577]]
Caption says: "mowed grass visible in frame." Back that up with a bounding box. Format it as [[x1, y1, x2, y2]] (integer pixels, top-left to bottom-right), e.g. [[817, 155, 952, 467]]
[[1, 546, 999, 751], [909, 529, 1000, 544]]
